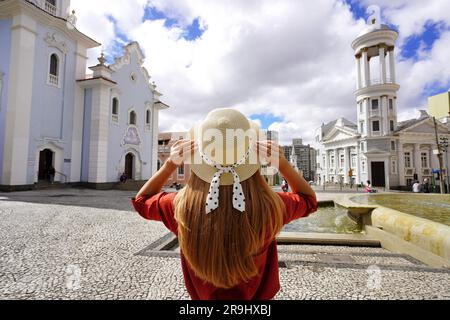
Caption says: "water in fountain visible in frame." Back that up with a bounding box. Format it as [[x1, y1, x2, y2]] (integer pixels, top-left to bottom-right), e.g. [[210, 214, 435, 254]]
[[283, 204, 361, 234]]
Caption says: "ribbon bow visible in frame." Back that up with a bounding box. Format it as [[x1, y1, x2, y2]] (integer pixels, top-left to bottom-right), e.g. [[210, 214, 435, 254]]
[[200, 147, 252, 214]]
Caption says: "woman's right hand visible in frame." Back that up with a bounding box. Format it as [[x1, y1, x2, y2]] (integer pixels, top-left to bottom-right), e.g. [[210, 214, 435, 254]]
[[256, 140, 286, 167], [168, 139, 197, 166]]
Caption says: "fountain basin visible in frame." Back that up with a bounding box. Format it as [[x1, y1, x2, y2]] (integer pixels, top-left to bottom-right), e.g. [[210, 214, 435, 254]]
[[283, 202, 361, 234], [335, 193, 450, 268]]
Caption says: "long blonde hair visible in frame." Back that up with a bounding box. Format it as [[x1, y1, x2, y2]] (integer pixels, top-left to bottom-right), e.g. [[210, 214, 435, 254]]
[[174, 171, 285, 289]]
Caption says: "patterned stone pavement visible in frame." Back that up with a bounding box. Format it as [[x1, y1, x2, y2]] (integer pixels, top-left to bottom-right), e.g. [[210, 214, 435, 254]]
[[0, 188, 449, 300]]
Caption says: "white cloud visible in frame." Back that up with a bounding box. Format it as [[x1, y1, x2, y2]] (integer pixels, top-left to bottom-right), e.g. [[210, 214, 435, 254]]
[[71, 0, 450, 145]]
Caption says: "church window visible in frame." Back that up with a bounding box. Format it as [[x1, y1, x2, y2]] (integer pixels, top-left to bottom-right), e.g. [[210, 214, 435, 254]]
[[129, 110, 137, 125], [48, 53, 59, 86], [372, 120, 380, 132], [404, 152, 411, 168], [389, 99, 394, 110], [112, 98, 119, 123], [145, 109, 151, 130], [421, 152, 428, 168], [330, 155, 335, 167], [339, 154, 345, 168], [390, 120, 395, 132], [351, 155, 357, 169], [371, 99, 379, 110], [178, 164, 185, 176]]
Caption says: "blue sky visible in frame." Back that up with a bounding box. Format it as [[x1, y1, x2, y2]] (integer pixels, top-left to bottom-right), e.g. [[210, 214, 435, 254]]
[[143, 6, 206, 41], [250, 114, 284, 130]]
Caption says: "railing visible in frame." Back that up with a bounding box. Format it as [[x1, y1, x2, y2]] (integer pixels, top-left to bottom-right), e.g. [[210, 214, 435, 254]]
[[44, 1, 57, 16], [49, 74, 58, 86], [112, 114, 119, 123], [369, 78, 395, 85], [55, 171, 67, 183]]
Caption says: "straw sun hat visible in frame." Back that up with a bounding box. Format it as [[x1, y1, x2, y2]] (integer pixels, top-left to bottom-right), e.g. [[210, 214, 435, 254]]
[[187, 108, 266, 213]]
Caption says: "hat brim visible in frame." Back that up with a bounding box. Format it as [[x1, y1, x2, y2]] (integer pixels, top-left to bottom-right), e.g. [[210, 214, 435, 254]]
[[188, 121, 266, 186]]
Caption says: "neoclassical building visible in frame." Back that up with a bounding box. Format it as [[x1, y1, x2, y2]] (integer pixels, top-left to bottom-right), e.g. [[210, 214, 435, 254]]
[[315, 18, 450, 189], [0, 0, 169, 190]]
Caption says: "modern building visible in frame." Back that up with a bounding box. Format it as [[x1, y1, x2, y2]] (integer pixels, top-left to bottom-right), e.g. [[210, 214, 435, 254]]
[[266, 130, 279, 144], [0, 0, 169, 190], [158, 132, 191, 187], [315, 16, 450, 189], [428, 91, 450, 121], [282, 139, 316, 182]]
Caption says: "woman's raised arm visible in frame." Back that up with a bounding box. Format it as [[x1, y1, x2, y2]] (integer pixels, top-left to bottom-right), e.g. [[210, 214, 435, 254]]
[[135, 140, 197, 198]]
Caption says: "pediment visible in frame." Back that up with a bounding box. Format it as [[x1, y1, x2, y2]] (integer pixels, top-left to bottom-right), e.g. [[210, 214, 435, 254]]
[[401, 118, 449, 134], [323, 127, 358, 142]]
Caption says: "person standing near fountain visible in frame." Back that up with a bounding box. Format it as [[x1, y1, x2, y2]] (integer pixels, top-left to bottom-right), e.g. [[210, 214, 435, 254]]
[[131, 108, 317, 300]]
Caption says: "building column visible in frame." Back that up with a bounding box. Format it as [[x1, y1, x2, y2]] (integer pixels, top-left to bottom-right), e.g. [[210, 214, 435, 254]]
[[1, 13, 37, 186], [70, 44, 89, 183], [325, 149, 330, 183], [388, 48, 396, 83], [356, 55, 362, 90], [414, 143, 422, 182], [379, 45, 387, 84], [362, 48, 371, 87], [381, 95, 389, 136], [88, 82, 112, 183], [344, 147, 350, 183], [355, 146, 361, 186], [398, 142, 405, 186], [384, 158, 390, 189], [334, 148, 340, 182], [363, 98, 370, 136]]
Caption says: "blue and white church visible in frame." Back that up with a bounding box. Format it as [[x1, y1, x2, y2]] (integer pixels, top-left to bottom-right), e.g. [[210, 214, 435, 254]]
[[0, 0, 169, 191]]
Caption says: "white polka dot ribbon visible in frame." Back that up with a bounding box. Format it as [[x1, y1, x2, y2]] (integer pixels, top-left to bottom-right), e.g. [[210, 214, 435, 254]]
[[200, 147, 252, 214]]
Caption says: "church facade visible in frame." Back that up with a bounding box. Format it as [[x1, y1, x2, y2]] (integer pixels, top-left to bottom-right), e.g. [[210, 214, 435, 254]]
[[315, 19, 450, 190], [0, 0, 168, 190]]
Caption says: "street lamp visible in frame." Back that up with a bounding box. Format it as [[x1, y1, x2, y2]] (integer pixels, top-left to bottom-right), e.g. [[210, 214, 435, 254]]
[[439, 136, 449, 194]]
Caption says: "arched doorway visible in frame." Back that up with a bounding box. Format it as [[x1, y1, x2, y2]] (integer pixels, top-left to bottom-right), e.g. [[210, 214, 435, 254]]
[[125, 153, 134, 180], [38, 149, 54, 181]]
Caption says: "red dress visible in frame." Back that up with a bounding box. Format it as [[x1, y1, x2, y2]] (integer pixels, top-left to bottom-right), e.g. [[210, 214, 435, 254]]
[[131, 191, 317, 300]]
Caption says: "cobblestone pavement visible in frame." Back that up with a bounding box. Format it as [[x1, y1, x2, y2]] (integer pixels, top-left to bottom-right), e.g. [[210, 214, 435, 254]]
[[0, 188, 449, 300]]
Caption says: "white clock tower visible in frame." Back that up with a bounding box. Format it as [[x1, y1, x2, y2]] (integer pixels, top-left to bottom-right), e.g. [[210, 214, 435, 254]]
[[352, 18, 400, 140]]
